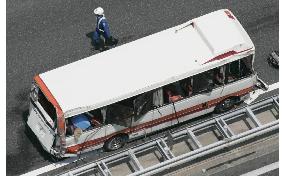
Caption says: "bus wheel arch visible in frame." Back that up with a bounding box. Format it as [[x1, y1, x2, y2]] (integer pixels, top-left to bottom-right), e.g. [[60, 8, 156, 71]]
[[214, 96, 240, 114], [104, 133, 129, 151]]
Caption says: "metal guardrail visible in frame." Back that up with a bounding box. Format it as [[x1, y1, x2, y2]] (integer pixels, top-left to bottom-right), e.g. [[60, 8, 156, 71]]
[[58, 95, 279, 176]]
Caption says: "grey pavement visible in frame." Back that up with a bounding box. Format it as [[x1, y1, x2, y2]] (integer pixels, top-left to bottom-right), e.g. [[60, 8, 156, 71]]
[[6, 0, 279, 175], [211, 150, 279, 176]]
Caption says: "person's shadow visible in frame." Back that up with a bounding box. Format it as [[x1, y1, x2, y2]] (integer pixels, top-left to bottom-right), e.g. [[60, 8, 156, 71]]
[[86, 31, 110, 52], [86, 31, 96, 47]]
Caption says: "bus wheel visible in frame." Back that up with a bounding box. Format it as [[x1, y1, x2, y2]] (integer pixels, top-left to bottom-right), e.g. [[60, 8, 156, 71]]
[[104, 135, 128, 151], [215, 97, 237, 114]]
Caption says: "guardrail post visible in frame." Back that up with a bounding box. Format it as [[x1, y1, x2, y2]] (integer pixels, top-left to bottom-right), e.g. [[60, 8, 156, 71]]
[[97, 161, 112, 176], [156, 139, 175, 160], [128, 149, 143, 171], [272, 97, 279, 110], [166, 131, 174, 150], [219, 118, 234, 137], [186, 128, 202, 149], [216, 118, 233, 138], [245, 107, 262, 127]]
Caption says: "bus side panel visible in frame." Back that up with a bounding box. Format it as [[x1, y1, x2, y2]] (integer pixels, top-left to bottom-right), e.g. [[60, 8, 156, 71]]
[[105, 124, 129, 138], [129, 112, 153, 139], [65, 126, 107, 152], [151, 104, 175, 133], [141, 76, 255, 134], [173, 86, 223, 123], [221, 75, 256, 98]]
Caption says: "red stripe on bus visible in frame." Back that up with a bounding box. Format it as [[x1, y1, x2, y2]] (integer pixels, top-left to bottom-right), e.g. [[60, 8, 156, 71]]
[[203, 48, 253, 65], [224, 10, 235, 20], [66, 86, 253, 154], [203, 51, 237, 65]]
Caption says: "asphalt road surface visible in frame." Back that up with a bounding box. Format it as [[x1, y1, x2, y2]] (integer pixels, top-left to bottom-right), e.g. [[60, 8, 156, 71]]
[[7, 0, 279, 175], [211, 150, 279, 176]]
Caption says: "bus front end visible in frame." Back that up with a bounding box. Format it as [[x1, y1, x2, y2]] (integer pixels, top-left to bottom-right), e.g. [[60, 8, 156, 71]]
[[26, 79, 64, 158]]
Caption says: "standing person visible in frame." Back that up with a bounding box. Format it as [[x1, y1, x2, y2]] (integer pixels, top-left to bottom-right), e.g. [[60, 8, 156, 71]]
[[93, 7, 118, 50]]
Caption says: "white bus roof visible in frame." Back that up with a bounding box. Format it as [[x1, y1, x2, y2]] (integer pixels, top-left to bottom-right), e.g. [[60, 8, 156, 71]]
[[38, 9, 254, 117]]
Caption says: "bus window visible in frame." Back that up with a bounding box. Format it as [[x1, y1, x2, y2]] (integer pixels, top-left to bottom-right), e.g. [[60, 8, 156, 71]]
[[225, 55, 253, 83], [193, 70, 214, 93], [153, 89, 163, 107], [65, 109, 104, 137], [240, 55, 253, 77], [225, 60, 240, 83], [65, 114, 91, 136], [180, 77, 193, 97], [88, 109, 104, 127], [66, 119, 74, 137], [105, 99, 134, 127], [133, 92, 154, 121], [133, 92, 153, 116], [38, 89, 57, 128], [213, 66, 225, 86], [163, 81, 184, 104]]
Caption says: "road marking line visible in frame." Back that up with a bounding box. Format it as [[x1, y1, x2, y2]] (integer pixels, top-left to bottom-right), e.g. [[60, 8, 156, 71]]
[[240, 161, 279, 176], [244, 82, 278, 104]]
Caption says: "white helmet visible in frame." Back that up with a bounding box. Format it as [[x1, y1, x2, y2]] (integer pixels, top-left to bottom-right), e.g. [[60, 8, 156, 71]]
[[94, 7, 104, 16]]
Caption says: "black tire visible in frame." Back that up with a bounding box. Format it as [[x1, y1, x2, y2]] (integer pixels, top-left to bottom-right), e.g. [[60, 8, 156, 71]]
[[215, 97, 237, 114], [104, 135, 128, 151]]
